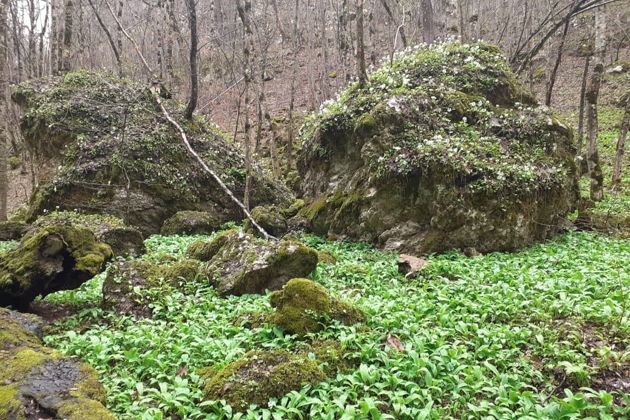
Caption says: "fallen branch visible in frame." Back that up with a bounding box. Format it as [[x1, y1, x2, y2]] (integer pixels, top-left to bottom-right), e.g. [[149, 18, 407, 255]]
[[152, 91, 274, 241]]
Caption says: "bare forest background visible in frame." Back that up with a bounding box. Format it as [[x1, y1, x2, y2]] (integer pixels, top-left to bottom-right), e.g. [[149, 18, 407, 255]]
[[0, 0, 629, 216]]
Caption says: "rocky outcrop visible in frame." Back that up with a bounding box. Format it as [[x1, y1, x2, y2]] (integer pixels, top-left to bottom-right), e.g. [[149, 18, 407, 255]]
[[188, 230, 318, 296], [29, 211, 144, 257], [245, 206, 288, 238], [397, 255, 431, 278], [160, 210, 222, 236], [298, 42, 578, 254], [0, 225, 112, 310], [267, 278, 366, 335], [0, 308, 115, 419], [102, 259, 204, 317], [13, 71, 292, 235]]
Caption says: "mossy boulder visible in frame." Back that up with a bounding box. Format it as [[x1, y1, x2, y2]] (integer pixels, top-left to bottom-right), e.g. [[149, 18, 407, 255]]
[[281, 199, 306, 218], [316, 250, 337, 264], [200, 231, 319, 296], [28, 211, 144, 257], [0, 308, 114, 419], [102, 259, 204, 317], [298, 42, 578, 254], [13, 71, 292, 235], [160, 210, 222, 236], [0, 222, 29, 241], [267, 278, 366, 335], [0, 225, 112, 310], [245, 205, 288, 238], [200, 349, 325, 411]]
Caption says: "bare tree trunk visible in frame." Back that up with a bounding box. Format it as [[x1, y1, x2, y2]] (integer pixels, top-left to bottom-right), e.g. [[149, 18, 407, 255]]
[[87, 0, 122, 75], [577, 55, 590, 156], [0, 0, 7, 221], [286, 0, 300, 172], [612, 95, 630, 186], [184, 0, 198, 119], [356, 0, 367, 86], [60, 0, 73, 73], [50, 0, 59, 75], [422, 0, 434, 44], [585, 5, 606, 202]]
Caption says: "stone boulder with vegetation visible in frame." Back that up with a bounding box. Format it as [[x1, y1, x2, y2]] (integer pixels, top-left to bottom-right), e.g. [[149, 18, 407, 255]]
[[187, 230, 318, 296], [0, 225, 112, 310], [12, 71, 292, 235], [102, 259, 204, 317], [0, 308, 115, 419], [28, 211, 144, 257], [0, 221, 29, 241], [244, 205, 288, 238], [298, 42, 579, 254], [267, 278, 366, 335], [160, 210, 222, 236]]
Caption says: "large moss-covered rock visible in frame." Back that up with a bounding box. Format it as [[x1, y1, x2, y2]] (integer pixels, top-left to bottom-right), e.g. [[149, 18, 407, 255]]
[[267, 278, 366, 335], [195, 230, 318, 296], [13, 71, 292, 235], [298, 42, 579, 254], [0, 225, 112, 310], [0, 308, 115, 419], [201, 349, 325, 411], [102, 259, 204, 316], [28, 211, 144, 257], [160, 210, 221, 236]]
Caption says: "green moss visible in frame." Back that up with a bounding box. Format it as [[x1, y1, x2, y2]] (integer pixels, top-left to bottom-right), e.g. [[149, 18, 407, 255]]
[[160, 211, 221, 236], [160, 259, 203, 285], [55, 397, 116, 420], [281, 199, 306, 218], [246, 206, 288, 237], [202, 349, 325, 411], [0, 347, 54, 383], [298, 197, 328, 222], [0, 385, 24, 420], [316, 250, 337, 264], [309, 340, 355, 377], [266, 278, 366, 335], [8, 156, 22, 170], [186, 228, 238, 261]]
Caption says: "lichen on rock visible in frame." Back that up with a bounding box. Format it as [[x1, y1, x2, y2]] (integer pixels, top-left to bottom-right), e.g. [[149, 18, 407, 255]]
[[267, 278, 366, 335], [298, 41, 579, 254], [0, 225, 112, 310], [13, 70, 292, 235], [198, 230, 319, 296], [244, 205, 288, 238]]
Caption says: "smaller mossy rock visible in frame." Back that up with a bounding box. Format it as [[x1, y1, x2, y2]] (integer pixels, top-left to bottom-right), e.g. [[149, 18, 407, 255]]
[[245, 206, 288, 238], [186, 229, 236, 261], [316, 250, 337, 265], [29, 211, 144, 257], [301, 340, 356, 377], [8, 156, 22, 170], [267, 278, 366, 335], [0, 221, 29, 241], [201, 349, 325, 411], [205, 231, 319, 296], [160, 210, 222, 236], [0, 308, 115, 420], [281, 199, 306, 218], [0, 225, 112, 310], [102, 259, 205, 316]]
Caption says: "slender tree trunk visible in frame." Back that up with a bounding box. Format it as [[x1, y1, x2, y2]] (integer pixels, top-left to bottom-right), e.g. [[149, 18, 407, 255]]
[[356, 0, 367, 87], [422, 0, 435, 44], [612, 95, 630, 186], [60, 0, 73, 73], [50, 0, 59, 75], [87, 0, 122, 75], [577, 55, 590, 157], [184, 0, 198, 119], [545, 11, 572, 106], [287, 0, 300, 172], [585, 5, 606, 202], [0, 0, 8, 221]]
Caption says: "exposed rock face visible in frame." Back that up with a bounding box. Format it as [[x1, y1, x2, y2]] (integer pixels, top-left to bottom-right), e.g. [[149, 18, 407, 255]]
[[0, 308, 115, 419], [200, 349, 325, 411], [188, 230, 318, 296], [29, 211, 144, 257], [102, 259, 203, 317], [267, 278, 366, 335], [0, 225, 112, 310], [0, 222, 29, 241], [298, 42, 579, 254], [13, 71, 292, 235], [160, 210, 222, 236]]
